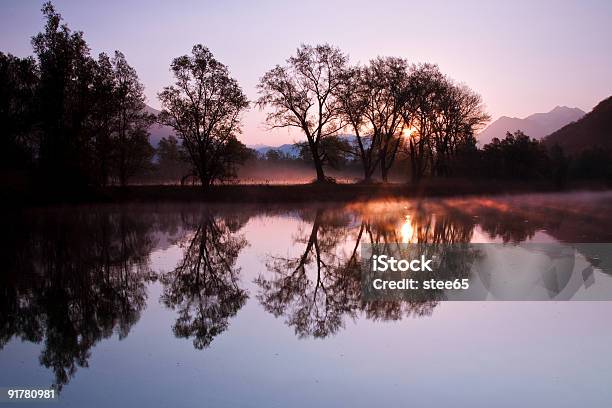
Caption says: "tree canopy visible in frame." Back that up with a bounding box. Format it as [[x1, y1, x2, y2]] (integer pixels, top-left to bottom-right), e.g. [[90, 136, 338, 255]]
[[158, 45, 250, 188]]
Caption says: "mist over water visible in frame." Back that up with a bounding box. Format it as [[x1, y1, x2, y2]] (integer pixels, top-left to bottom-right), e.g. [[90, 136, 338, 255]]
[[235, 162, 383, 184]]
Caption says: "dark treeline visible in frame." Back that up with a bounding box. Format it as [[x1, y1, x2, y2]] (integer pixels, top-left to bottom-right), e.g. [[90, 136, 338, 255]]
[[2, 3, 610, 198], [231, 128, 612, 186], [463, 130, 612, 185], [1, 3, 155, 193]]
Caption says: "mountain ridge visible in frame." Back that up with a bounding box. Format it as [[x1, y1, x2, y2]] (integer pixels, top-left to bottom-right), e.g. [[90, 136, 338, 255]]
[[477, 106, 585, 146], [544, 96, 612, 154]]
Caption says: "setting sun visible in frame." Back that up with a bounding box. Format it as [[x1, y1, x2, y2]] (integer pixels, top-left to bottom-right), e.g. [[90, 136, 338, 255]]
[[402, 127, 417, 138]]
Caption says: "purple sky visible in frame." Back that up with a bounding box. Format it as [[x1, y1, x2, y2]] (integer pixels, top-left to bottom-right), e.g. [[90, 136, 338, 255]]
[[1, 0, 611, 145]]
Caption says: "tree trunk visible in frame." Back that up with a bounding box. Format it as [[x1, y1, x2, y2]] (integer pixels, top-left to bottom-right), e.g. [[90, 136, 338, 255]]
[[380, 154, 389, 183], [410, 140, 418, 183], [119, 149, 127, 187], [196, 162, 210, 191], [409, 139, 424, 184], [314, 160, 326, 183], [310, 142, 326, 183]]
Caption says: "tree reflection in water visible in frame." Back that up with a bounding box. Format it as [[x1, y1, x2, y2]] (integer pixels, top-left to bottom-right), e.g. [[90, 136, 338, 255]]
[[2, 193, 611, 391], [256, 201, 479, 339], [256, 209, 362, 338], [159, 212, 248, 349], [0, 209, 156, 391]]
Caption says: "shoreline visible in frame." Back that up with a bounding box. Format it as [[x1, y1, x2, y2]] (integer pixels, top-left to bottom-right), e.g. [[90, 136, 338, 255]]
[[4, 179, 611, 207]]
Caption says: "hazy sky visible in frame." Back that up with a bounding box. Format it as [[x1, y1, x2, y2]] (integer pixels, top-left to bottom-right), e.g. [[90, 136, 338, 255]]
[[1, 0, 611, 145]]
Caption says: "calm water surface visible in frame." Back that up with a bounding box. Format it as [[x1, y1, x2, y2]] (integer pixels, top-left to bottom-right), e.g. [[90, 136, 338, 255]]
[[2, 192, 612, 407]]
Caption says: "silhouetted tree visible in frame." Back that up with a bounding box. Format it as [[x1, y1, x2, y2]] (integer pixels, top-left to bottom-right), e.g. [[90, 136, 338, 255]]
[[548, 144, 570, 188], [429, 81, 489, 176], [336, 65, 379, 181], [0, 52, 38, 172], [265, 149, 283, 162], [336, 58, 409, 182], [402, 64, 443, 182], [365, 57, 409, 182], [89, 52, 116, 186], [158, 45, 249, 189], [257, 44, 348, 183], [482, 131, 549, 179], [89, 51, 154, 186], [109, 51, 154, 186], [295, 135, 353, 169], [156, 135, 190, 182], [569, 146, 612, 182], [400, 64, 489, 181], [4, 3, 154, 191], [32, 2, 98, 189]]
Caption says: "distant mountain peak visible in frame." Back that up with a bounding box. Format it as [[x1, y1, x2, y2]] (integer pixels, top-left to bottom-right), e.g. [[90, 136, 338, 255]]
[[550, 105, 583, 113], [477, 105, 585, 146], [144, 104, 161, 116], [145, 104, 175, 147]]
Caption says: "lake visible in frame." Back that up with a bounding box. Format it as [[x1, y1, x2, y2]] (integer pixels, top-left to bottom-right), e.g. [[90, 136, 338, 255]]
[[1, 191, 612, 407]]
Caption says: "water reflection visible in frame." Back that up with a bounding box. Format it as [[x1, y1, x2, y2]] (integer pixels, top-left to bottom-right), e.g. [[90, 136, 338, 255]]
[[1, 192, 612, 392], [159, 212, 248, 349], [255, 204, 480, 338], [0, 210, 156, 390], [256, 208, 362, 338]]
